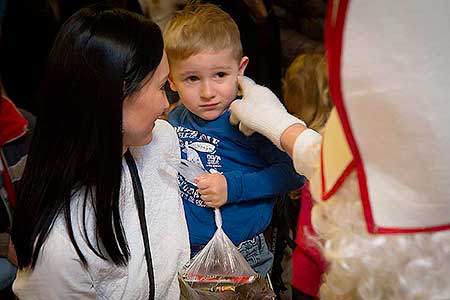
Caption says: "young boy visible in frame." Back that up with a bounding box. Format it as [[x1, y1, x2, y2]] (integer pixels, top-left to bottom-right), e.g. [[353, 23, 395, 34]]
[[164, 3, 304, 277]]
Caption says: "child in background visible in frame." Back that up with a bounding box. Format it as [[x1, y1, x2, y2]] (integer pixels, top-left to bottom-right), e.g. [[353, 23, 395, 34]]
[[137, 0, 187, 29], [164, 3, 304, 277], [283, 53, 332, 132], [283, 53, 333, 299]]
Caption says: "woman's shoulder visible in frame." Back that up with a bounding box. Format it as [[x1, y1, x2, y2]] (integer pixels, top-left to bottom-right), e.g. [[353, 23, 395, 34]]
[[135, 120, 178, 156], [140, 119, 177, 148], [153, 119, 178, 142]]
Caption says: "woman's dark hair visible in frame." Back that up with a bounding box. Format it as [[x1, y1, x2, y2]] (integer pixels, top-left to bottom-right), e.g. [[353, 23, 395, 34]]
[[12, 4, 164, 269]]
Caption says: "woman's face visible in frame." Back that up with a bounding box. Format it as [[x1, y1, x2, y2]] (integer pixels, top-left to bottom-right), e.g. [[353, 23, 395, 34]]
[[122, 52, 170, 150]]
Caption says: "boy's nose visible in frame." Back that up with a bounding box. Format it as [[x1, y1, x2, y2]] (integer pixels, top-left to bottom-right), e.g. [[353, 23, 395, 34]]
[[200, 81, 215, 99]]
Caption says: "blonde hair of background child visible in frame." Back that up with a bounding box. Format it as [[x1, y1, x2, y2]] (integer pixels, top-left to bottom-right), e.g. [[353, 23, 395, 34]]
[[283, 53, 333, 132], [163, 2, 243, 64]]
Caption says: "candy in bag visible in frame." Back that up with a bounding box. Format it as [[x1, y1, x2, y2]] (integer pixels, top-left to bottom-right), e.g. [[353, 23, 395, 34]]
[[179, 209, 275, 299]]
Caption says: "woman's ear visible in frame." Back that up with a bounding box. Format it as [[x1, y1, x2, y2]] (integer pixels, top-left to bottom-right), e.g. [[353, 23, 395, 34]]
[[168, 74, 177, 92], [238, 56, 249, 76]]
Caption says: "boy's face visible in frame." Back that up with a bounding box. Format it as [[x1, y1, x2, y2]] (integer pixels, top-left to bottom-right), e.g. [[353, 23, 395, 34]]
[[169, 48, 248, 121]]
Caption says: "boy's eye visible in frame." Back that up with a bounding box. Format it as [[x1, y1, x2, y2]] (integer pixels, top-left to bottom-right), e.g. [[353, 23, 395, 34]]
[[216, 72, 226, 78], [186, 76, 199, 82]]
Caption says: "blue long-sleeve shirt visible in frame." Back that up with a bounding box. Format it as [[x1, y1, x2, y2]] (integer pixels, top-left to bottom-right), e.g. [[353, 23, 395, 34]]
[[168, 104, 305, 247]]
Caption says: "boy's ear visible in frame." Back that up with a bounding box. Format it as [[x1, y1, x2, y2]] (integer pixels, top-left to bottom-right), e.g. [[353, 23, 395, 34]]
[[168, 74, 178, 92], [238, 56, 249, 76]]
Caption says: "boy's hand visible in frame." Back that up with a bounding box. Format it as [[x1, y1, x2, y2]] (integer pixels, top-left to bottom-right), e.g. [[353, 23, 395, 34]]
[[195, 174, 228, 208]]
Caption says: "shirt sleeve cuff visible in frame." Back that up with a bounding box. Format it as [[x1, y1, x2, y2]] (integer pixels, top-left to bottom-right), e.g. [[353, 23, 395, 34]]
[[223, 171, 243, 204]]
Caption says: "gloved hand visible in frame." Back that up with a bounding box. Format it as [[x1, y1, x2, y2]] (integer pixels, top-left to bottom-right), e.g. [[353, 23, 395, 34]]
[[230, 76, 305, 149]]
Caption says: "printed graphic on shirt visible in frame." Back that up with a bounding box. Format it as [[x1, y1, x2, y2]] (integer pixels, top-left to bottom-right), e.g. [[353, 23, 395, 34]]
[[174, 126, 223, 207]]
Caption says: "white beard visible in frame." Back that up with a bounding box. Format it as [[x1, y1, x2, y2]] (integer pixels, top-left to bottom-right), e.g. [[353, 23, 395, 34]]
[[308, 171, 450, 300]]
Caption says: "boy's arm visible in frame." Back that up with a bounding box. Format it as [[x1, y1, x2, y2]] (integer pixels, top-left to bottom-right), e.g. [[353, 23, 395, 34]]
[[196, 134, 304, 207], [224, 134, 305, 204]]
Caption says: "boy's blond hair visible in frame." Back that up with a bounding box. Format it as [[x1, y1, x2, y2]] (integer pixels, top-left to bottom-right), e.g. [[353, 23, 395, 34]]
[[163, 2, 242, 64], [283, 53, 333, 132]]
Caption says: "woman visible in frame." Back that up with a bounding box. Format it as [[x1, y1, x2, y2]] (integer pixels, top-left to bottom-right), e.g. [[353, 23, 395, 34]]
[[12, 5, 189, 299]]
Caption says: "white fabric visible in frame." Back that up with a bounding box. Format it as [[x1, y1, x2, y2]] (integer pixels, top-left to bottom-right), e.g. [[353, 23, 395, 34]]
[[13, 120, 190, 300], [229, 76, 305, 150], [292, 129, 322, 179], [340, 0, 450, 229]]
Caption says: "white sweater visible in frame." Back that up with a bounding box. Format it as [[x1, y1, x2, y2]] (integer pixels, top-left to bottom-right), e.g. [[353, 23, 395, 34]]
[[13, 120, 190, 300]]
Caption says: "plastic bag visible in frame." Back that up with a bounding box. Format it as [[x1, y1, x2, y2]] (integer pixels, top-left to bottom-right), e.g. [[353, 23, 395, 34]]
[[179, 275, 275, 300], [179, 209, 275, 299], [183, 209, 257, 287], [165, 154, 275, 299], [165, 154, 206, 185]]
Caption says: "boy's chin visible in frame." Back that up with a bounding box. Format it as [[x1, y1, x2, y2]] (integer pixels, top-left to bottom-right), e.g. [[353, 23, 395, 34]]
[[197, 110, 225, 121]]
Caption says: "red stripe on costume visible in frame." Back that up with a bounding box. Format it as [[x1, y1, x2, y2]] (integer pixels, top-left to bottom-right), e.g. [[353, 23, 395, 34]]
[[324, 0, 450, 234], [323, 0, 377, 233]]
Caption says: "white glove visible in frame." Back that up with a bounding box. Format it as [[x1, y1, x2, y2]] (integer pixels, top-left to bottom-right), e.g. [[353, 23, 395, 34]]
[[230, 76, 305, 149]]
